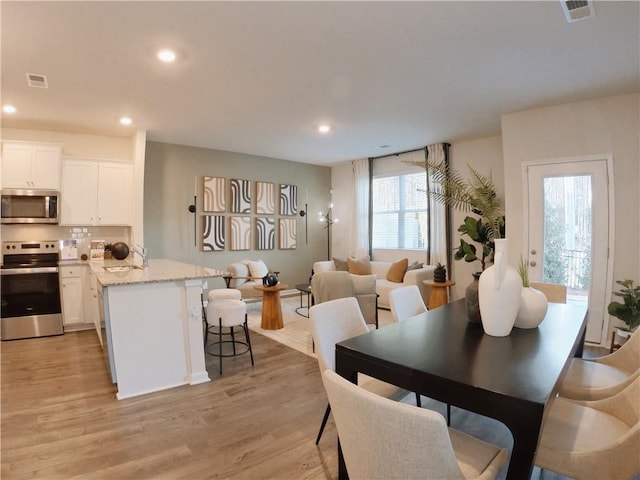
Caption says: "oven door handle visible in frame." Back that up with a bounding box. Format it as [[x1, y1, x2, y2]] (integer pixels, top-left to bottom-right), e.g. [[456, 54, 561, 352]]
[[0, 267, 59, 275]]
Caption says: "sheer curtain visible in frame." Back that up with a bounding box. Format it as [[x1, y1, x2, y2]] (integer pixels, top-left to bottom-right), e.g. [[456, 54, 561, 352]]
[[426, 143, 449, 270], [351, 158, 370, 258]]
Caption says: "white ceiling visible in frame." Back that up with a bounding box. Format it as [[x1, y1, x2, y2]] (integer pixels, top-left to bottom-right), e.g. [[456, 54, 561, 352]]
[[2, 1, 638, 166]]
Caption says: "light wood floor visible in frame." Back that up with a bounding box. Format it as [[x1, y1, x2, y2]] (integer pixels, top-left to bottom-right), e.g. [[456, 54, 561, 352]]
[[1, 330, 338, 479]]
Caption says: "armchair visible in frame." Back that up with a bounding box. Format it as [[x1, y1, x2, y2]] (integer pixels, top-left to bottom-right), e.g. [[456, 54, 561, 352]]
[[225, 260, 271, 300]]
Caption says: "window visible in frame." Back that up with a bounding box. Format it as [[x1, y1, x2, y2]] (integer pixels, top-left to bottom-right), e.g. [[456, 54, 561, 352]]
[[372, 172, 428, 249]]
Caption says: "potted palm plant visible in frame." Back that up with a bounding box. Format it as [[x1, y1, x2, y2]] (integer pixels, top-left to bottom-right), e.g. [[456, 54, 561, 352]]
[[608, 279, 640, 332], [405, 160, 505, 323]]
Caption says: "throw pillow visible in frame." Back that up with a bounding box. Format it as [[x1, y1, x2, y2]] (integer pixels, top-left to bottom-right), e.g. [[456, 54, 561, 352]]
[[246, 260, 269, 278], [386, 258, 409, 283], [333, 257, 348, 271], [347, 256, 371, 275], [407, 261, 424, 271]]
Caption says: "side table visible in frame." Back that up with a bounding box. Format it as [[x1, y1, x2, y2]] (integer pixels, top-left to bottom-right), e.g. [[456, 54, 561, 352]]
[[295, 283, 312, 317], [254, 284, 288, 330], [423, 280, 456, 310]]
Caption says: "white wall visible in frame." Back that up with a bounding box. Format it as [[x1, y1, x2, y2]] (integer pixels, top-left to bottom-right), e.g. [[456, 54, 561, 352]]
[[501, 93, 640, 337]]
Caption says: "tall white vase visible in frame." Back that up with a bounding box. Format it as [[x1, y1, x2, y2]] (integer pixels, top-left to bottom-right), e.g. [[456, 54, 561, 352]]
[[479, 239, 522, 337]]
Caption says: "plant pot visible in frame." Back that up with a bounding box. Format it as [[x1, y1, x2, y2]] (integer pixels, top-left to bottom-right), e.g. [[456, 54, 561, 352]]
[[465, 272, 482, 324]]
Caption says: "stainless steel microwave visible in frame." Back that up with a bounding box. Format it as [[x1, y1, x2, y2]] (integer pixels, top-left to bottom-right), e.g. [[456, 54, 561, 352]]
[[1, 189, 59, 224]]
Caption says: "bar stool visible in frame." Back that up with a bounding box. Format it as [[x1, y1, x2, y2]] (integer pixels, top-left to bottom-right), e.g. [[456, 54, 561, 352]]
[[203, 289, 242, 345], [205, 297, 254, 375]]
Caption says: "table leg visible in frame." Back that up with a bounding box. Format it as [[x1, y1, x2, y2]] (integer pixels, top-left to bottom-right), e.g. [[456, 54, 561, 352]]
[[261, 291, 284, 330]]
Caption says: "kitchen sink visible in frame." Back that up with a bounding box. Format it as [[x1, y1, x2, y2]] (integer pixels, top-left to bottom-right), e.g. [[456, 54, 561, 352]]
[[103, 265, 144, 273]]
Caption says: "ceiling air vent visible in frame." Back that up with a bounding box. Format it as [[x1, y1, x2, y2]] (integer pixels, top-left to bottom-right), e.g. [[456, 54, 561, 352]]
[[561, 1, 595, 23], [25, 73, 48, 89]]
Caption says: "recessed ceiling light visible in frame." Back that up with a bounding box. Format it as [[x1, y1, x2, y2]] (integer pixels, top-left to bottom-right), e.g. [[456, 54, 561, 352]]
[[3, 105, 17, 114], [157, 49, 176, 63], [318, 124, 331, 134], [120, 117, 133, 126]]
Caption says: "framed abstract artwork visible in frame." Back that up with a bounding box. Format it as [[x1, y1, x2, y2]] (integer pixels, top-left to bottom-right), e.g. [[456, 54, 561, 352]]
[[279, 218, 296, 249], [202, 176, 226, 213], [255, 217, 275, 250], [202, 215, 225, 251], [279, 184, 298, 216], [255, 181, 276, 214], [230, 216, 251, 250], [230, 178, 251, 213]]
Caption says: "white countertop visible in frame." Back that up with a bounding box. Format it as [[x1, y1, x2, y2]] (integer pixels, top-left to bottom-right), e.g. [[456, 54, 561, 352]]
[[89, 258, 227, 287]]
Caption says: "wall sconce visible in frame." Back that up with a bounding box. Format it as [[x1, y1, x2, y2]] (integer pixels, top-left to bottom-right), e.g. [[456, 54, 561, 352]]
[[299, 203, 308, 244]]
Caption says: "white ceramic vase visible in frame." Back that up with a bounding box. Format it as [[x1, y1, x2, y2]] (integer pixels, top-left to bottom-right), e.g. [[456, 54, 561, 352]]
[[514, 287, 548, 329], [478, 238, 522, 337]]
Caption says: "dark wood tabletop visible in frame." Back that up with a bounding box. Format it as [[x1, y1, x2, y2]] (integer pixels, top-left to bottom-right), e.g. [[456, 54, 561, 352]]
[[335, 298, 588, 480]]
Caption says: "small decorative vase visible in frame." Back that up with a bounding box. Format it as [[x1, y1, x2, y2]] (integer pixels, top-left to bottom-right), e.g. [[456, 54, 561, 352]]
[[479, 239, 522, 337], [465, 272, 482, 324], [263, 273, 278, 287], [514, 287, 548, 329], [434, 264, 447, 283]]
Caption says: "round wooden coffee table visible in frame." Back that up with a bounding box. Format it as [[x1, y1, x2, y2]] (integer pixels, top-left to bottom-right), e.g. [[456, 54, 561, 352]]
[[423, 280, 456, 310], [254, 284, 288, 330]]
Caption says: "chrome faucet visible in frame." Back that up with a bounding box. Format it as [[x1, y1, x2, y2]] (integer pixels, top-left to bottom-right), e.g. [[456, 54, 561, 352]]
[[132, 244, 149, 268]]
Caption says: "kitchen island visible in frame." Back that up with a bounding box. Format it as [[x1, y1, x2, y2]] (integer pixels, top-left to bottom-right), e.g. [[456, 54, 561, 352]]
[[91, 259, 226, 400]]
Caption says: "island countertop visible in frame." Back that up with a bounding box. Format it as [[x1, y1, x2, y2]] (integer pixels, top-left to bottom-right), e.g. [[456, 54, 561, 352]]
[[90, 258, 227, 287]]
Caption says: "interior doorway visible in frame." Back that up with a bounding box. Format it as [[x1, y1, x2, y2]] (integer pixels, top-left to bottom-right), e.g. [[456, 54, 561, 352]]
[[525, 157, 613, 344]]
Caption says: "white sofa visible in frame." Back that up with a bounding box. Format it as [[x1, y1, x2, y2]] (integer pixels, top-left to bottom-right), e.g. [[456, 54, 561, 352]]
[[312, 260, 436, 309], [225, 260, 270, 299]]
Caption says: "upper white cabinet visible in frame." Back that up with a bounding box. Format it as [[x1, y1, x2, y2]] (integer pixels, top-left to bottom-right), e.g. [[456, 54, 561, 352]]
[[60, 159, 133, 226], [1, 142, 62, 190]]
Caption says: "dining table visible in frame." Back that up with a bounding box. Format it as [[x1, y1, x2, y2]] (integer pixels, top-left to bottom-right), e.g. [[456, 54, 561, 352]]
[[335, 298, 588, 480]]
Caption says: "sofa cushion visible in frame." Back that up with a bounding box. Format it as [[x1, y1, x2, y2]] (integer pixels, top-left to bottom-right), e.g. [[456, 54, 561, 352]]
[[407, 261, 424, 271], [347, 256, 371, 275], [386, 258, 408, 283], [333, 257, 349, 271], [246, 259, 268, 278], [228, 262, 249, 288]]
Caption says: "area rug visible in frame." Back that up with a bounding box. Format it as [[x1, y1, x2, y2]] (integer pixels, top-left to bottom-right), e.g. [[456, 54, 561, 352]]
[[246, 295, 394, 358]]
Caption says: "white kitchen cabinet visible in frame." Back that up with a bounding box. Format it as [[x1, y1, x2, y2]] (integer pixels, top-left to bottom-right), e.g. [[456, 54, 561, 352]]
[[60, 159, 132, 226], [60, 265, 84, 327], [83, 267, 103, 348], [1, 142, 62, 190]]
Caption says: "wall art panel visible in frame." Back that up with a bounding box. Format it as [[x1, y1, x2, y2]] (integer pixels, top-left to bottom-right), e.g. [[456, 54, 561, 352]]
[[230, 216, 251, 250], [202, 215, 225, 251], [255, 217, 275, 250], [279, 184, 298, 216], [256, 181, 276, 214], [230, 179, 252, 213], [279, 218, 297, 250], [202, 177, 226, 212]]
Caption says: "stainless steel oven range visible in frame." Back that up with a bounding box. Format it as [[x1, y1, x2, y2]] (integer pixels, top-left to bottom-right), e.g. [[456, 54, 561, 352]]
[[1, 241, 63, 340]]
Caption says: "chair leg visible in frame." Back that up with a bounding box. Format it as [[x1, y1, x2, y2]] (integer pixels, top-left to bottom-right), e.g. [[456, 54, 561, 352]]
[[218, 317, 223, 376], [415, 392, 421, 407], [316, 403, 332, 445], [447, 403, 451, 426], [231, 326, 237, 355], [243, 315, 254, 366]]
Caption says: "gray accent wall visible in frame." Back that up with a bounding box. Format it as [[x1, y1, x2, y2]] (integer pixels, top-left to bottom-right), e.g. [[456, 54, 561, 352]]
[[144, 141, 331, 289]]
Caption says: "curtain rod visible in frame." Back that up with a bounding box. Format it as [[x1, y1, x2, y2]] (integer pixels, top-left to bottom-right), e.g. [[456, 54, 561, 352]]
[[368, 143, 451, 161]]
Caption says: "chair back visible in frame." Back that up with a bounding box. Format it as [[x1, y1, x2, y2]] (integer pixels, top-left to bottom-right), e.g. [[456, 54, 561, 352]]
[[311, 271, 354, 304], [389, 285, 427, 322], [322, 369, 465, 480], [530, 282, 567, 303], [309, 297, 368, 373], [604, 326, 640, 372]]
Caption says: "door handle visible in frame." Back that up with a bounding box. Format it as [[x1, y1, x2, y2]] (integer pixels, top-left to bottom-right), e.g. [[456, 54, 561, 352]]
[[530, 261, 537, 267]]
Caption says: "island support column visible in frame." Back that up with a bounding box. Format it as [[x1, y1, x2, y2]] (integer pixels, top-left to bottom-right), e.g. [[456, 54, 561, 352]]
[[184, 278, 211, 385]]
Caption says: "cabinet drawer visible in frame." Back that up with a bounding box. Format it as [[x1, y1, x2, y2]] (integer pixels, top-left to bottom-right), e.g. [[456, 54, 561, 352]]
[[59, 265, 82, 278]]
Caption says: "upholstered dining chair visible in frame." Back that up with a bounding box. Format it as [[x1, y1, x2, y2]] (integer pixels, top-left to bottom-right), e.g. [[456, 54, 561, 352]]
[[389, 285, 427, 322], [535, 377, 640, 479], [322, 369, 508, 480], [529, 281, 567, 303], [309, 297, 415, 444], [558, 326, 639, 401]]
